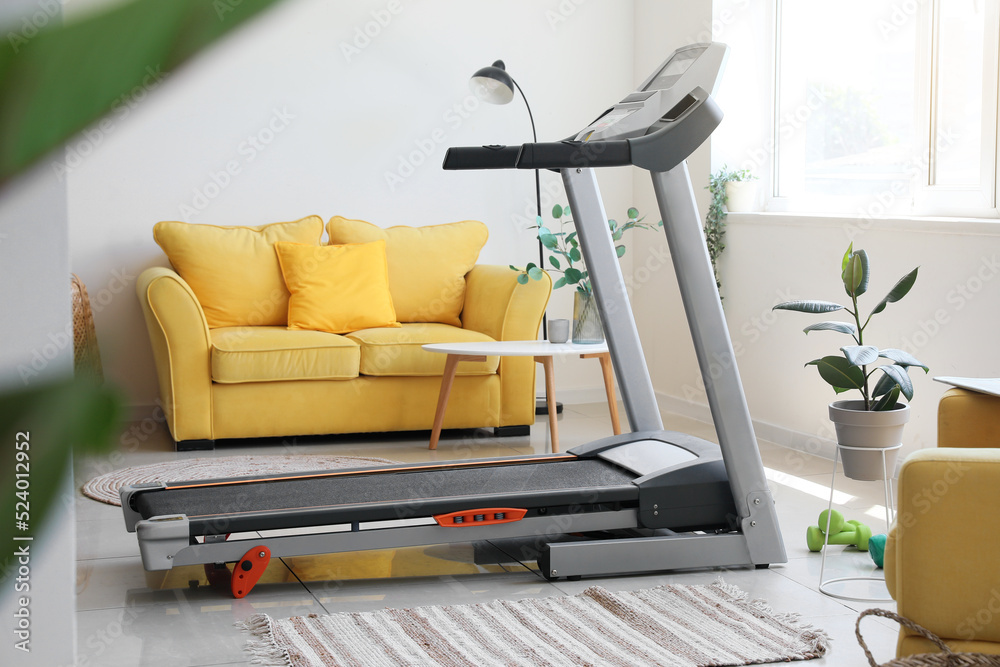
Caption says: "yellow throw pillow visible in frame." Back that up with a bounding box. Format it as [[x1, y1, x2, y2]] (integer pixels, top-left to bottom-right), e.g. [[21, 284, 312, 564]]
[[153, 216, 324, 328], [274, 240, 400, 335], [326, 217, 488, 326]]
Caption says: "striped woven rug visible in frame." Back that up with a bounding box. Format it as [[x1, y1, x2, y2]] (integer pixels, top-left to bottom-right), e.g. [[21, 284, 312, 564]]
[[240, 581, 828, 666]]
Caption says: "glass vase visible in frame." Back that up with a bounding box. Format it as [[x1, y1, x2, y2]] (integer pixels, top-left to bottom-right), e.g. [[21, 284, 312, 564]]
[[572, 289, 604, 344]]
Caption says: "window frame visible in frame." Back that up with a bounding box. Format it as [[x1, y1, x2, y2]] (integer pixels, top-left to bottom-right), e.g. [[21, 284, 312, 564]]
[[763, 0, 1000, 219]]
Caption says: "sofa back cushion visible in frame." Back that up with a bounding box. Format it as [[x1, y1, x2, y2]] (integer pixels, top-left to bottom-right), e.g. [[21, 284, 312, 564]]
[[274, 240, 400, 335], [153, 216, 324, 328], [326, 217, 488, 327]]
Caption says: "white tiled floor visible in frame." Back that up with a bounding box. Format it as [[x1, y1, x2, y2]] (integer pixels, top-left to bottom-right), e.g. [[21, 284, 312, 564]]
[[74, 403, 903, 666]]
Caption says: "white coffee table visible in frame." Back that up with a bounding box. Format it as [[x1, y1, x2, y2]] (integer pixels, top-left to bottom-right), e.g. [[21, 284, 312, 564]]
[[422, 340, 622, 452]]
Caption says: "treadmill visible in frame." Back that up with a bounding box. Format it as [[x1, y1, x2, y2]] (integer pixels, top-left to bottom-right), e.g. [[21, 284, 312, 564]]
[[121, 42, 787, 598]]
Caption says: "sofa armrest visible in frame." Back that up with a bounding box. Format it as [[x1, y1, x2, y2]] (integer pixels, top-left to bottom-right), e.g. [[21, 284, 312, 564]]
[[462, 265, 552, 341], [886, 447, 1000, 652], [137, 267, 214, 441], [938, 387, 1000, 447], [462, 265, 552, 426]]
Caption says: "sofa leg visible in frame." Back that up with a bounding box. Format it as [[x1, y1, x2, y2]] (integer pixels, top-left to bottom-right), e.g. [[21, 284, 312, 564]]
[[493, 425, 530, 438], [176, 439, 215, 452]]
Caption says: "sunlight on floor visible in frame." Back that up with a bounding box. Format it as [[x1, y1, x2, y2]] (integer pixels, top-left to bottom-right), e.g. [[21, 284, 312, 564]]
[[764, 466, 856, 505]]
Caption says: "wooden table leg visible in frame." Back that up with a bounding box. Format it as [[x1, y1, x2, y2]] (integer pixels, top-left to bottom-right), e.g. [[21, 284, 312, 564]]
[[582, 351, 621, 435], [534, 355, 559, 453], [429, 354, 486, 450]]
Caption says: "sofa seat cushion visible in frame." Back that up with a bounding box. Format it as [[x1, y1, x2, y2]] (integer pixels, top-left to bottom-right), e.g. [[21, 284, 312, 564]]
[[211, 326, 360, 383], [346, 323, 499, 377]]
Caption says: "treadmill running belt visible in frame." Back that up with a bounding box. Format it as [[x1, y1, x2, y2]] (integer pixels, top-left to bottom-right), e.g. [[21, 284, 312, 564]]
[[134, 459, 638, 535]]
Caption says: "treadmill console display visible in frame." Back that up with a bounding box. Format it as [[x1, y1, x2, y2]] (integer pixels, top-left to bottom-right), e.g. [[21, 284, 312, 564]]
[[642, 47, 702, 92], [574, 42, 728, 143]]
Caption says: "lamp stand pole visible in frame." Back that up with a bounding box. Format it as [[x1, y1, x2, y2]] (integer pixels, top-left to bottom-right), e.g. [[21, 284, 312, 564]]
[[510, 79, 561, 417]]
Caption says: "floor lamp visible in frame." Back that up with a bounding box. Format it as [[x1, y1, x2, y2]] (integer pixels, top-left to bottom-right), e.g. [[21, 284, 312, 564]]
[[469, 60, 560, 416]]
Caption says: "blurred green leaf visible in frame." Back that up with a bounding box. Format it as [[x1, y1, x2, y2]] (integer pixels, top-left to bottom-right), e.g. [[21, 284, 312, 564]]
[[548, 256, 560, 270], [615, 245, 626, 258], [564, 267, 583, 284], [551, 204, 563, 218], [627, 207, 639, 219], [569, 247, 581, 262], [527, 266, 544, 281], [1, 378, 125, 557], [0, 0, 285, 186], [516, 273, 528, 285]]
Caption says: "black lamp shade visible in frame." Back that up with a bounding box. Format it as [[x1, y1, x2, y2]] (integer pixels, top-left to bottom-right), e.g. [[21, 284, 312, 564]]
[[470, 60, 515, 105]]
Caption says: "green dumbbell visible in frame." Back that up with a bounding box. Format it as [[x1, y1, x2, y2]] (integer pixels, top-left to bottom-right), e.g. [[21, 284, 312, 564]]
[[806, 510, 872, 552]]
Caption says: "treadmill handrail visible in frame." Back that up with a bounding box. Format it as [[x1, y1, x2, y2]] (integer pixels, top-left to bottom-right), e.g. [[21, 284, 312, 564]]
[[442, 87, 721, 174]]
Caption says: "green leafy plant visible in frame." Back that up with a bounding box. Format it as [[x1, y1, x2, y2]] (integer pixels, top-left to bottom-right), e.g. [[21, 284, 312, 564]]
[[511, 204, 661, 295], [705, 165, 756, 298], [772, 244, 929, 411]]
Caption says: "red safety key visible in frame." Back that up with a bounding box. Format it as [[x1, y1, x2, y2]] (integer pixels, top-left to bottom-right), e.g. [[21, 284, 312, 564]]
[[231, 546, 270, 599]]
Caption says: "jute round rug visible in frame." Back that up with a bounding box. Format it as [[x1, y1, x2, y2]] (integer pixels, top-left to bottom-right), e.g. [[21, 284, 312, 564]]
[[81, 455, 398, 506]]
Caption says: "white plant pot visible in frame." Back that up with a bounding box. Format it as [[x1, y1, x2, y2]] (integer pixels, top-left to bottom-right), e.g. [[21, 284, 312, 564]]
[[724, 180, 757, 212], [828, 400, 910, 481]]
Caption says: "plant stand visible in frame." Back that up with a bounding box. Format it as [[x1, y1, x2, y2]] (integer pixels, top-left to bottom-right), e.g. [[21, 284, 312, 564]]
[[818, 442, 900, 602]]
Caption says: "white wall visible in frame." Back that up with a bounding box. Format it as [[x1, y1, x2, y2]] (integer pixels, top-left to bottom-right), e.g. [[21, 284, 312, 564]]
[[67, 0, 637, 410]]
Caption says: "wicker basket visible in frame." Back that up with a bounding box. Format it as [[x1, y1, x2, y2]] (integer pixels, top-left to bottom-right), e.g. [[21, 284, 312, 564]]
[[858, 608, 1000, 666], [71, 274, 104, 383]]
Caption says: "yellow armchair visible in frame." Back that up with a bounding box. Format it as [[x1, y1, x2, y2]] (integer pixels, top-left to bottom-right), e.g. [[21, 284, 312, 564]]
[[884, 387, 1000, 657]]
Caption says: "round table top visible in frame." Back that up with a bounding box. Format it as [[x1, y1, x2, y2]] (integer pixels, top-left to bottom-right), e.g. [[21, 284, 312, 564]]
[[422, 340, 609, 357]]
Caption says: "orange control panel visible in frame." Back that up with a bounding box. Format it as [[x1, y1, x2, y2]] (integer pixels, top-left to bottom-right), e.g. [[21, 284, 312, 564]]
[[433, 508, 528, 527]]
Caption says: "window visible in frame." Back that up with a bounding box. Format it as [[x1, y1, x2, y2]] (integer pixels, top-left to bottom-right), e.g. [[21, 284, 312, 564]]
[[715, 0, 1000, 218]]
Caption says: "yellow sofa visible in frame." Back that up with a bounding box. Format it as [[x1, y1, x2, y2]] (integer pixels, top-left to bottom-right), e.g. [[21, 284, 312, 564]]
[[138, 216, 552, 451], [884, 387, 1000, 657]]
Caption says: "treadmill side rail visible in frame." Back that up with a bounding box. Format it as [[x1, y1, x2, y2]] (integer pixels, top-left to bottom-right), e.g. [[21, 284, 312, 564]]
[[140, 510, 640, 570], [542, 533, 753, 579], [135, 515, 190, 571]]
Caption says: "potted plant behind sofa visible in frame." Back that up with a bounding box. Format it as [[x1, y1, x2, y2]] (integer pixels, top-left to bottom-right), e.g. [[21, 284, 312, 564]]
[[513, 204, 661, 343], [704, 166, 757, 299], [772, 244, 929, 480]]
